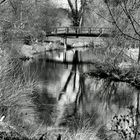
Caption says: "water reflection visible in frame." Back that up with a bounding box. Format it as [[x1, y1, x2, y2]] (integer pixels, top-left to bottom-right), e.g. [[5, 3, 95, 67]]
[[23, 49, 91, 126], [22, 48, 135, 128]]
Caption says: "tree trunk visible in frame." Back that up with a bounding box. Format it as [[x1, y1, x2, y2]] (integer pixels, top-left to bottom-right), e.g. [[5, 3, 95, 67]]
[[138, 45, 140, 63], [134, 91, 140, 140]]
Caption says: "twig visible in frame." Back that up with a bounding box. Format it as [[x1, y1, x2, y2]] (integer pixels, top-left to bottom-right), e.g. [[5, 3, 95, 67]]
[[105, 2, 140, 41]]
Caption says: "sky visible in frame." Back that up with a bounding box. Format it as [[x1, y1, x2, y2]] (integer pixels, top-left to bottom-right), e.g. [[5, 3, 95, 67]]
[[52, 0, 69, 8], [51, 0, 81, 9]]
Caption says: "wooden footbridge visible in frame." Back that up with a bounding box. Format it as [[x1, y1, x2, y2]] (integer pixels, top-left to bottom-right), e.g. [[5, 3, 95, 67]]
[[46, 26, 114, 38]]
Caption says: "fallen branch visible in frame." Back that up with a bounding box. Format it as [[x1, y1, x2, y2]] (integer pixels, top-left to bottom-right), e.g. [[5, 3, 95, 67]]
[[82, 61, 140, 89]]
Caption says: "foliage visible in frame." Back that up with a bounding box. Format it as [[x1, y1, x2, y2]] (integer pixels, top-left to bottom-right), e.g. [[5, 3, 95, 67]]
[[111, 106, 139, 140], [0, 0, 65, 54], [0, 131, 34, 140]]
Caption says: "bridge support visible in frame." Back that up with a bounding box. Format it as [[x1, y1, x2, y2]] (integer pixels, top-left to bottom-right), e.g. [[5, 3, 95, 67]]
[[63, 37, 67, 49], [63, 51, 68, 69], [63, 37, 68, 69]]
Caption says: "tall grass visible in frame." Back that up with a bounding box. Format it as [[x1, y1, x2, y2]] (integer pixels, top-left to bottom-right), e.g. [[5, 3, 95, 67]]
[[0, 53, 40, 137]]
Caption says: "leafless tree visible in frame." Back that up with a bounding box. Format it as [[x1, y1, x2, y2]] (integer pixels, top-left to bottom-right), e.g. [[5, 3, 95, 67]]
[[104, 0, 140, 62], [67, 0, 87, 27]]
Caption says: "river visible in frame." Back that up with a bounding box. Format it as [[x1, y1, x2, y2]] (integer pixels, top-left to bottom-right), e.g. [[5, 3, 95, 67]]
[[21, 46, 136, 129]]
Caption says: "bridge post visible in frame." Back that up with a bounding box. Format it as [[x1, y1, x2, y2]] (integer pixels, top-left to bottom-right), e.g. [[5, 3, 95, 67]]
[[54, 28, 57, 34], [88, 27, 91, 34], [99, 28, 102, 34], [63, 37, 68, 69], [66, 27, 69, 34], [63, 51, 68, 69], [63, 37, 67, 49], [76, 27, 79, 38]]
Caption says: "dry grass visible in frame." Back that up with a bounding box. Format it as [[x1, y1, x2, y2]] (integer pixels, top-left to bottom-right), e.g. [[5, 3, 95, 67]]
[[0, 54, 39, 137]]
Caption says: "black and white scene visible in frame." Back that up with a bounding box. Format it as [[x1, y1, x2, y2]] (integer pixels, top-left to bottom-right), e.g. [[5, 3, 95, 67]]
[[0, 0, 140, 140]]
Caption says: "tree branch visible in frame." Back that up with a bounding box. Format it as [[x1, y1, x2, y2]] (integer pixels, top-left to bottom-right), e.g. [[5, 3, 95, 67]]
[[105, 2, 140, 41], [92, 9, 113, 23], [83, 61, 140, 90], [0, 0, 6, 5], [121, 2, 140, 37], [131, 14, 140, 28], [8, 0, 17, 15], [67, 0, 75, 14]]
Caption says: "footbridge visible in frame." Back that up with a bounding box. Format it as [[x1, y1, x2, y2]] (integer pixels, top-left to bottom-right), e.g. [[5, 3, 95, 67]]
[[46, 26, 114, 38]]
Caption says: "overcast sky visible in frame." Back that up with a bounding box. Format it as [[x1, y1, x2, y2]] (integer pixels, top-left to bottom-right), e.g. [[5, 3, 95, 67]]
[[52, 0, 80, 9]]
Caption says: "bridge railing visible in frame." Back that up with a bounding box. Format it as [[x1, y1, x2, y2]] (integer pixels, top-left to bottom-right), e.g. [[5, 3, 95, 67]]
[[47, 27, 112, 35]]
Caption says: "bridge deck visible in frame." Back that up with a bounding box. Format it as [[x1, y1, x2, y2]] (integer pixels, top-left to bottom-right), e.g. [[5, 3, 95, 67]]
[[46, 27, 113, 37]]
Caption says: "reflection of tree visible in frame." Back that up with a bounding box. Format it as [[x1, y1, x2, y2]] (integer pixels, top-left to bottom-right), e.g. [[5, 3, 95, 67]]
[[56, 50, 86, 122], [83, 59, 140, 139], [58, 50, 80, 102]]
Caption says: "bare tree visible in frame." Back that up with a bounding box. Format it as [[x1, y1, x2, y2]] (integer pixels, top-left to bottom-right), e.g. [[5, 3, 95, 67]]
[[103, 0, 140, 62], [67, 0, 87, 27]]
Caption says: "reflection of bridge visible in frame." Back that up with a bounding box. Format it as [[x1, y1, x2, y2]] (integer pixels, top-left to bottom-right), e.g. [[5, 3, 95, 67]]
[[46, 26, 113, 37]]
